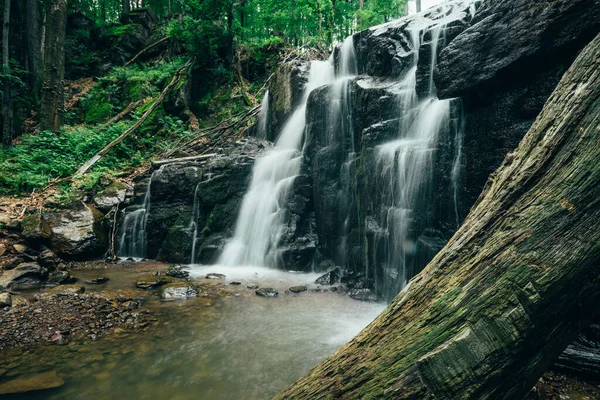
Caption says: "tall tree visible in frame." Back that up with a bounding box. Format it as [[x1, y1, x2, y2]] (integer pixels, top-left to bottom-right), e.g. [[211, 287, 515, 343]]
[[25, 0, 43, 101], [2, 0, 12, 145], [39, 0, 67, 132], [275, 34, 600, 400]]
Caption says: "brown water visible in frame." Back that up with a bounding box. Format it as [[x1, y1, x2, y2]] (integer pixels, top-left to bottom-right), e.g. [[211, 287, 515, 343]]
[[0, 264, 385, 399]]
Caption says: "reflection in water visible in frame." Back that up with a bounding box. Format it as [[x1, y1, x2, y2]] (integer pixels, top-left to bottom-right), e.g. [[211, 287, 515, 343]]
[[1, 266, 385, 400]]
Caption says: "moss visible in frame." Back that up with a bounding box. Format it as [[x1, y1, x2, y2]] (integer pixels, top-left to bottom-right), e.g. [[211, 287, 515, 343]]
[[85, 101, 114, 124], [100, 24, 138, 39]]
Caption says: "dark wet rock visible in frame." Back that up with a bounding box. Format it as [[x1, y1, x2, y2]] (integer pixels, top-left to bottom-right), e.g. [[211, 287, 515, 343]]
[[435, 0, 600, 99], [164, 265, 189, 279], [136, 275, 171, 289], [93, 181, 128, 213], [37, 249, 61, 269], [1, 256, 25, 271], [255, 288, 278, 298], [0, 263, 47, 290], [315, 268, 341, 285], [161, 285, 199, 299], [206, 273, 226, 280], [85, 277, 110, 284], [44, 202, 108, 259], [246, 284, 259, 289], [0, 292, 11, 307], [47, 270, 77, 285], [556, 323, 600, 380], [21, 213, 52, 242], [229, 281, 241, 285], [121, 139, 266, 264], [289, 286, 308, 293], [0, 371, 64, 395], [348, 288, 378, 302]]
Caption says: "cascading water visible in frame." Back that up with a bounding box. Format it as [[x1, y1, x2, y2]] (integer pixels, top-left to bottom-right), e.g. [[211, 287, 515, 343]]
[[118, 166, 164, 258], [218, 61, 334, 267], [370, 8, 466, 300], [256, 90, 270, 140]]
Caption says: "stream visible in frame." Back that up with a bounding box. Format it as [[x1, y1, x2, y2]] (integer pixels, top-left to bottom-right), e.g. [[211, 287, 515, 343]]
[[0, 263, 385, 399]]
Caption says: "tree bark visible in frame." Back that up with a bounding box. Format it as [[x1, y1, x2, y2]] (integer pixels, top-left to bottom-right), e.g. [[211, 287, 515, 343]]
[[25, 0, 42, 99], [2, 0, 12, 146], [275, 34, 600, 400], [39, 0, 67, 132]]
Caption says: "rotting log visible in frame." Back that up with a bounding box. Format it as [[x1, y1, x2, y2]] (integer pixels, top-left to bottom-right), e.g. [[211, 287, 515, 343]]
[[275, 34, 600, 400]]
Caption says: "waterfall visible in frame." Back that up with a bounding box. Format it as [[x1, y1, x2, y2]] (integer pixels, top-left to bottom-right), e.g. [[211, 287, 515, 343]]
[[118, 166, 164, 258], [218, 61, 334, 267], [371, 11, 465, 299], [256, 90, 270, 140], [189, 183, 201, 264]]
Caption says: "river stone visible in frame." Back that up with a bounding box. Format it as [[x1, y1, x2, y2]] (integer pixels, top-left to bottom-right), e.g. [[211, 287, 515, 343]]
[[315, 268, 341, 285], [93, 181, 127, 212], [289, 286, 308, 293], [0, 292, 11, 307], [0, 371, 64, 395], [47, 270, 77, 285], [1, 256, 24, 271], [85, 277, 109, 284], [206, 273, 225, 280], [136, 275, 171, 289], [13, 244, 27, 253], [164, 265, 189, 278], [0, 263, 46, 290], [256, 288, 278, 298], [0, 243, 5, 257], [161, 285, 198, 299], [348, 288, 378, 302], [37, 249, 61, 269], [44, 202, 108, 259]]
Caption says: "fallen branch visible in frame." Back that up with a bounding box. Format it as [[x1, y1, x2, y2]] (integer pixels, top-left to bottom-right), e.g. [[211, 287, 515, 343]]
[[74, 60, 193, 177], [100, 99, 146, 130], [151, 153, 217, 167], [108, 202, 120, 261], [124, 37, 169, 67]]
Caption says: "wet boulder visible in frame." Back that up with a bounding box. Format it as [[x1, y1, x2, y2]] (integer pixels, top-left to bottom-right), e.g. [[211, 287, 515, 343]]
[[161, 284, 199, 299], [21, 213, 52, 242], [47, 270, 77, 285], [136, 274, 171, 289], [256, 288, 278, 298], [37, 249, 61, 269], [0, 292, 11, 307], [315, 268, 341, 285], [0, 263, 47, 290], [44, 202, 108, 259], [93, 181, 128, 213]]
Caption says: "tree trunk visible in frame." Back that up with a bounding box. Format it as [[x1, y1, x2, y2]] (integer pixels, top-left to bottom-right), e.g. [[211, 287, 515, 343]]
[[25, 0, 42, 99], [275, 34, 600, 400], [123, 0, 130, 16], [39, 0, 67, 132], [2, 0, 12, 146]]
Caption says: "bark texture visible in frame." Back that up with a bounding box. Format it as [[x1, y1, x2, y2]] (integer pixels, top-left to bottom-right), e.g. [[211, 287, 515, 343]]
[[39, 0, 67, 132], [2, 0, 12, 145], [25, 0, 42, 98], [275, 34, 600, 400]]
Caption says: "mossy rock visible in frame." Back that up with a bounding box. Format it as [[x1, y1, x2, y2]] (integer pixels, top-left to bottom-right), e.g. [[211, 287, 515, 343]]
[[21, 214, 52, 242]]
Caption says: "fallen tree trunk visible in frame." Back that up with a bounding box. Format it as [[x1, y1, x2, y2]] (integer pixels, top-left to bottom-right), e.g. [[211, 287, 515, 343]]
[[151, 153, 216, 167], [275, 34, 600, 400]]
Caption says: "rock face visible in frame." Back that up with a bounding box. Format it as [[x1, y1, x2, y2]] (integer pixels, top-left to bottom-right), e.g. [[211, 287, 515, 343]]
[[117, 138, 267, 264]]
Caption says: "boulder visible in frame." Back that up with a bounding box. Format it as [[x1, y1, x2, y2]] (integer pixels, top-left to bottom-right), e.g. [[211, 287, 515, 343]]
[[0, 292, 11, 307], [47, 270, 76, 285], [161, 285, 198, 299], [21, 213, 52, 242], [256, 288, 278, 298], [93, 181, 128, 213], [348, 288, 378, 302], [1, 257, 24, 271], [0, 263, 47, 290], [136, 274, 171, 289], [289, 286, 308, 293], [315, 268, 341, 285], [44, 202, 108, 259], [37, 249, 60, 269]]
